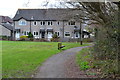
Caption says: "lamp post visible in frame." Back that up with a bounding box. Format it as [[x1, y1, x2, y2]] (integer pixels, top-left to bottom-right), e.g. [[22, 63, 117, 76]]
[[80, 21, 83, 45], [76, 14, 83, 45]]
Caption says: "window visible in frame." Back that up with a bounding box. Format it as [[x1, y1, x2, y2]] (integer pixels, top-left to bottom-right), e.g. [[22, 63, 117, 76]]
[[40, 22, 42, 25], [33, 31, 39, 36], [40, 21, 45, 25], [75, 32, 79, 38], [27, 32, 29, 35], [51, 22, 52, 25], [33, 21, 37, 26], [55, 32, 60, 37], [36, 32, 38, 35], [19, 21, 26, 25], [24, 32, 26, 35], [24, 31, 29, 36], [48, 22, 50, 25], [34, 32, 36, 35], [43, 21, 45, 25], [68, 21, 75, 25], [57, 22, 60, 25], [48, 21, 52, 25], [65, 32, 70, 37]]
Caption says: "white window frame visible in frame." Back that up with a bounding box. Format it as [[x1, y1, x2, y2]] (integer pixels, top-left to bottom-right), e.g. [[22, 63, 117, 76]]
[[33, 21, 37, 26], [24, 31, 29, 36], [40, 21, 45, 25], [48, 21, 52, 25], [19, 21, 27, 25], [64, 32, 70, 37], [33, 31, 39, 36]]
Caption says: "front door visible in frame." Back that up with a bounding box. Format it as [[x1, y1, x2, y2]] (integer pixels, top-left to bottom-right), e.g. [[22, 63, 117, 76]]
[[15, 32, 20, 40], [48, 32, 52, 38], [75, 32, 79, 38], [41, 32, 45, 38]]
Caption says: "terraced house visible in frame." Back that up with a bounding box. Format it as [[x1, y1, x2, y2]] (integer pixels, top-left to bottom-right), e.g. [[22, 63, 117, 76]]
[[13, 9, 90, 41]]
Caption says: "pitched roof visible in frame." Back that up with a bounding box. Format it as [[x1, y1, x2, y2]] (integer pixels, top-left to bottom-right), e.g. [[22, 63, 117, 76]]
[[13, 8, 82, 21], [1, 23, 14, 31], [0, 16, 13, 23]]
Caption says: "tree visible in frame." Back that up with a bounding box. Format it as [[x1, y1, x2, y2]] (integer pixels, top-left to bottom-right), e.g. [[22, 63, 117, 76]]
[[60, 1, 120, 77]]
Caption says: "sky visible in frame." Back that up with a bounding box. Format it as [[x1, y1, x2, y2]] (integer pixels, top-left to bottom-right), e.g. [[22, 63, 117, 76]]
[[0, 0, 118, 18], [0, 0, 63, 18]]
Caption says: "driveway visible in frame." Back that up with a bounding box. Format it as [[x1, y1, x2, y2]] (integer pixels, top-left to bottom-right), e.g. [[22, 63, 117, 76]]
[[33, 46, 96, 78]]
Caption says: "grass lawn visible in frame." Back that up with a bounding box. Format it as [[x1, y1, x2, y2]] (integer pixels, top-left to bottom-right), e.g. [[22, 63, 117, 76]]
[[2, 41, 90, 78]]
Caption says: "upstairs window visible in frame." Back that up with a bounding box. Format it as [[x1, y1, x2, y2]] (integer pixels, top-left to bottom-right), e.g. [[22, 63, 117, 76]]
[[40, 21, 45, 25], [33, 21, 37, 26], [48, 22, 50, 25], [19, 21, 26, 25], [68, 21, 75, 25], [48, 21, 52, 25], [58, 22, 59, 25], [40, 22, 42, 25], [43, 21, 45, 25]]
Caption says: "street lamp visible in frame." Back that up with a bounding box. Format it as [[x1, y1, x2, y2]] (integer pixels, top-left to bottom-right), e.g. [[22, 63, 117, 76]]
[[75, 14, 83, 45], [80, 21, 83, 45]]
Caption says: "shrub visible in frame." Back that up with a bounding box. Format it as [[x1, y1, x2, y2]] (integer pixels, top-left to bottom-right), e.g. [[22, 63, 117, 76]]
[[92, 24, 119, 77], [0, 35, 8, 40], [51, 34, 59, 42], [20, 35, 28, 41], [28, 32, 33, 41], [52, 34, 58, 38], [28, 32, 33, 38]]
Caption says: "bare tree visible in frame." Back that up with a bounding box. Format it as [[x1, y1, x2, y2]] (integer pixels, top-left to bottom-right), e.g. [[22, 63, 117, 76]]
[[67, 2, 118, 25]]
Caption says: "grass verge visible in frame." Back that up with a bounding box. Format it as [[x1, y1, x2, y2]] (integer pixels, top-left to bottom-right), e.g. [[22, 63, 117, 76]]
[[76, 47, 119, 78], [76, 47, 97, 77], [76, 48, 92, 70]]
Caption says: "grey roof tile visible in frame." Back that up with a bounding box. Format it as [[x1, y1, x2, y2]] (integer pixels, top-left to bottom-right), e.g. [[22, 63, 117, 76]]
[[13, 8, 81, 21], [1, 23, 14, 31]]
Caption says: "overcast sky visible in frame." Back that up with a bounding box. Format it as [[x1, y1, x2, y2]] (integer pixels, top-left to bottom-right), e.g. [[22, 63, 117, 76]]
[[0, 0, 117, 18], [0, 0, 63, 18]]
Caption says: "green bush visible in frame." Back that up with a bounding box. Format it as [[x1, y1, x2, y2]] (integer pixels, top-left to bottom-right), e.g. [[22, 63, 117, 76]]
[[0, 35, 8, 40], [52, 34, 58, 38], [51, 34, 59, 42], [28, 32, 33, 38], [28, 32, 33, 41], [20, 35, 28, 41], [92, 25, 119, 77]]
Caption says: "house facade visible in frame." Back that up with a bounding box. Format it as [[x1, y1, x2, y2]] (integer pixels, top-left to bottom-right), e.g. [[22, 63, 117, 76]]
[[13, 9, 89, 41], [0, 24, 14, 37], [0, 16, 14, 40]]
